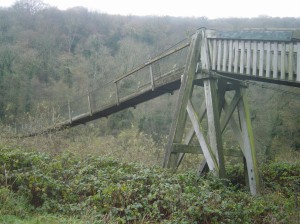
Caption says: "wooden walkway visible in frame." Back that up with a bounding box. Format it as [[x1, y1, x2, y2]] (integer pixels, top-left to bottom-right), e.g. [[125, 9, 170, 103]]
[[19, 29, 300, 136], [206, 30, 300, 86]]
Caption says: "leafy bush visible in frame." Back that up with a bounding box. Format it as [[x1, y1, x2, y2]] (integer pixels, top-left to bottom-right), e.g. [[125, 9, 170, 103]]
[[0, 146, 295, 223], [261, 162, 300, 196], [0, 186, 31, 218]]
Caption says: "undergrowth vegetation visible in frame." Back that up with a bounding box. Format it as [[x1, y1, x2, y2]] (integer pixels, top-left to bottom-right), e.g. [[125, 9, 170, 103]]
[[0, 143, 299, 223], [1, 2, 300, 223]]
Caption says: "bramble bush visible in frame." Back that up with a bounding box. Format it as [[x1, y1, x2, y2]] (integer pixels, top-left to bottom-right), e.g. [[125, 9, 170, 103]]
[[0, 145, 297, 223]]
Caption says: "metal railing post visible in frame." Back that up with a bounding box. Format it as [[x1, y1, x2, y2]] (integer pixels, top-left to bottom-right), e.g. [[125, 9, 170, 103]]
[[149, 64, 155, 91], [115, 82, 120, 105]]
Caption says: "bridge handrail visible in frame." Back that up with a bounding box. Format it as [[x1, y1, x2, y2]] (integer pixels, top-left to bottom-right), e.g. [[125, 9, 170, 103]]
[[9, 29, 300, 137], [10, 37, 191, 136], [114, 42, 190, 83], [202, 30, 300, 84]]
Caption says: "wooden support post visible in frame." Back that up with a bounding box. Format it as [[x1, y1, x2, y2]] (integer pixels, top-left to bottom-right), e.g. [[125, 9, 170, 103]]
[[237, 87, 260, 195], [233, 41, 239, 73], [273, 42, 278, 79], [228, 40, 233, 73], [195, 81, 238, 175], [266, 42, 271, 78], [246, 41, 251, 75], [240, 41, 245, 74], [163, 32, 201, 169], [288, 43, 294, 81], [212, 39, 217, 70], [259, 41, 264, 77], [187, 100, 219, 173], [252, 42, 257, 76], [280, 43, 286, 80], [222, 40, 228, 72], [201, 29, 211, 70], [204, 78, 225, 178], [217, 40, 222, 71], [162, 30, 261, 195]]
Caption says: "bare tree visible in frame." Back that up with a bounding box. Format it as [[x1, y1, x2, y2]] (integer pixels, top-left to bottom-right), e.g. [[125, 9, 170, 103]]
[[13, 0, 47, 15]]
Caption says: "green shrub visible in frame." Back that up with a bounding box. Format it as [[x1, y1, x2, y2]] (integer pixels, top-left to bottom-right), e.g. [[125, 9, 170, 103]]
[[261, 162, 300, 196], [0, 146, 296, 223], [0, 186, 31, 218]]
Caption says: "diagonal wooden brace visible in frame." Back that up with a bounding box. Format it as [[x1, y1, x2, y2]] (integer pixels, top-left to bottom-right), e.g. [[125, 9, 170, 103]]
[[163, 32, 201, 169]]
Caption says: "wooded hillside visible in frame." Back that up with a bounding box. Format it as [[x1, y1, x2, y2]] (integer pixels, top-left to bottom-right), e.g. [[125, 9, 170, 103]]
[[0, 0, 299, 161]]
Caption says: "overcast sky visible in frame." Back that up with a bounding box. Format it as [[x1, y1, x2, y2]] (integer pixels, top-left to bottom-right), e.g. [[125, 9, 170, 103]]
[[0, 0, 299, 19]]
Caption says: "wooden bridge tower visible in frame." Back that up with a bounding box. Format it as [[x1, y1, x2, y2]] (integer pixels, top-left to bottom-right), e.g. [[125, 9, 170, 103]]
[[20, 27, 299, 195], [163, 29, 260, 195]]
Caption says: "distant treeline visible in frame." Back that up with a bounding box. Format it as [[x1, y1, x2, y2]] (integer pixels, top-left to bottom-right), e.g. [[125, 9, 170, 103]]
[[0, 0, 299, 157]]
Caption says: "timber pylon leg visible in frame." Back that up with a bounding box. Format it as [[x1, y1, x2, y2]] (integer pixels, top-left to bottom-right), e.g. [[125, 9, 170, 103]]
[[203, 78, 225, 178], [163, 32, 201, 169], [163, 30, 225, 177], [237, 87, 260, 195], [163, 28, 260, 195]]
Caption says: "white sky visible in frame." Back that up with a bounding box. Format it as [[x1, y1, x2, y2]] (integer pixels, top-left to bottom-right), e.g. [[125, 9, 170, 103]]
[[0, 0, 299, 19]]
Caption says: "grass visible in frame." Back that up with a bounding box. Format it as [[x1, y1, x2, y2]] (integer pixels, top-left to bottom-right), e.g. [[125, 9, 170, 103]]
[[0, 215, 85, 224]]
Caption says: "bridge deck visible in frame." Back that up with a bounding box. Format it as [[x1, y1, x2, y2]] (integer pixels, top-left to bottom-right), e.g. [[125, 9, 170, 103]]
[[25, 66, 187, 136], [18, 29, 300, 136], [70, 67, 185, 128]]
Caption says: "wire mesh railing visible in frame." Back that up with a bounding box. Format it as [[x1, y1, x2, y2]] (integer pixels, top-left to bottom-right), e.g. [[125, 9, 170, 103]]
[[10, 40, 190, 136], [8, 29, 300, 137]]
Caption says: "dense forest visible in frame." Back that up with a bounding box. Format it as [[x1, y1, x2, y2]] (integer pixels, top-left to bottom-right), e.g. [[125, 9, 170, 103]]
[[0, 0, 300, 223], [0, 0, 299, 159]]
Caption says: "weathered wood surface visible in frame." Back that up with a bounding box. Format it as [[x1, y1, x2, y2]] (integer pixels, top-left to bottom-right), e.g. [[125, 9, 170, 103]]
[[163, 33, 201, 168], [172, 144, 243, 157], [186, 100, 218, 173], [203, 79, 225, 178], [206, 35, 300, 84]]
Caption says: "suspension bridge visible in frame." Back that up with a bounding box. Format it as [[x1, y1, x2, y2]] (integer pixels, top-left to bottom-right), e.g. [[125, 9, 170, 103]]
[[14, 28, 300, 195]]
